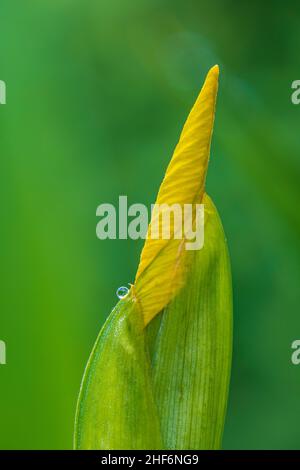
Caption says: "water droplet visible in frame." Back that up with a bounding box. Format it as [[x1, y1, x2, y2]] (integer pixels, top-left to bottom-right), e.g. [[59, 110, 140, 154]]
[[116, 286, 129, 299]]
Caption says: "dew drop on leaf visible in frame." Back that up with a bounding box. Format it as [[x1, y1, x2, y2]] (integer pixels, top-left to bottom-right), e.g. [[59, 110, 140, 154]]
[[116, 286, 129, 299]]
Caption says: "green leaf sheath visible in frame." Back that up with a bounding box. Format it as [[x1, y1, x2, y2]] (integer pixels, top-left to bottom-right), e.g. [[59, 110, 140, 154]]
[[74, 300, 163, 450], [74, 195, 232, 449], [147, 195, 232, 449]]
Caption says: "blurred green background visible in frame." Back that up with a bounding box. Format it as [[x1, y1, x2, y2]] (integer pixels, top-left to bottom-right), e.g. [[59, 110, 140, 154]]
[[0, 0, 300, 449]]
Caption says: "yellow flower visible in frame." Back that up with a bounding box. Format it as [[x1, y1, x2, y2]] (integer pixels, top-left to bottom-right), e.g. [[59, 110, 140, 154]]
[[134, 65, 219, 325]]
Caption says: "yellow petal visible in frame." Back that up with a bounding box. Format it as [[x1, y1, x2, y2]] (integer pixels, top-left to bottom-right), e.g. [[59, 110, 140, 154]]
[[133, 65, 219, 325]]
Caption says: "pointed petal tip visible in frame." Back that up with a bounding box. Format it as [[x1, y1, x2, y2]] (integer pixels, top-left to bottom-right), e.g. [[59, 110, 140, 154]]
[[208, 64, 219, 78], [134, 65, 220, 325]]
